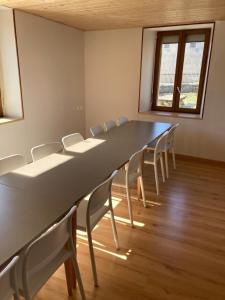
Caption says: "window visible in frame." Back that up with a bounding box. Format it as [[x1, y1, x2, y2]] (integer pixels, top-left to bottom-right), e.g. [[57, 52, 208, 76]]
[[190, 42, 196, 48], [0, 7, 24, 122], [152, 28, 211, 114]]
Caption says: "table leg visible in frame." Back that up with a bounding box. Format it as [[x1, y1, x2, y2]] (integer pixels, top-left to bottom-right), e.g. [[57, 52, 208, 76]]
[[137, 178, 141, 201], [64, 260, 74, 296], [137, 149, 145, 201], [64, 211, 77, 295], [71, 212, 77, 288]]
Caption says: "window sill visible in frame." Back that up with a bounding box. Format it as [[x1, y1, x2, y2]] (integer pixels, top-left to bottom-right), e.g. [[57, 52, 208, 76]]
[[139, 110, 203, 120], [0, 117, 23, 125]]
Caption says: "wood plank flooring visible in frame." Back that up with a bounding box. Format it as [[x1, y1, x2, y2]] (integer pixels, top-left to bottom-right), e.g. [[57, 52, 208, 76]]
[[36, 157, 225, 300]]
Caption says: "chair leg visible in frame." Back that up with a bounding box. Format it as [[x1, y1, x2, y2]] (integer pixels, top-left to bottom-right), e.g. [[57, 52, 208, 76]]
[[137, 178, 141, 201], [12, 274, 20, 300], [164, 150, 169, 178], [160, 155, 165, 183], [171, 147, 176, 169], [23, 293, 31, 300], [126, 186, 134, 227], [154, 163, 160, 196], [71, 256, 86, 300], [139, 176, 147, 208], [87, 229, 99, 287], [109, 208, 120, 249], [14, 294, 20, 300], [22, 276, 32, 300]]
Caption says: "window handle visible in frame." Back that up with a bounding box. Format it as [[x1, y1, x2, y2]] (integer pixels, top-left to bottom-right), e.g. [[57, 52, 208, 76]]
[[177, 86, 181, 94]]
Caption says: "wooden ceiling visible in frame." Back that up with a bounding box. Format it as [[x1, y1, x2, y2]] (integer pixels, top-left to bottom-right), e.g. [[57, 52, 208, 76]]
[[0, 0, 225, 30]]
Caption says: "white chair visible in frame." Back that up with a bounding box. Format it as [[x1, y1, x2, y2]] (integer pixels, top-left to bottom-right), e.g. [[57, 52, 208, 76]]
[[103, 120, 117, 132], [113, 146, 147, 227], [0, 154, 26, 176], [62, 133, 84, 149], [90, 125, 104, 137], [0, 256, 20, 300], [144, 131, 168, 195], [147, 123, 179, 179], [31, 142, 63, 162], [164, 123, 180, 178], [117, 116, 128, 126], [18, 206, 86, 300], [77, 170, 119, 287]]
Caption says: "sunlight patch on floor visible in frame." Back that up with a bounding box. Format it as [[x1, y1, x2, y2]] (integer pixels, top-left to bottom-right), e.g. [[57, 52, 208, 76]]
[[111, 195, 123, 209], [105, 215, 145, 227], [79, 241, 131, 261], [77, 234, 106, 247]]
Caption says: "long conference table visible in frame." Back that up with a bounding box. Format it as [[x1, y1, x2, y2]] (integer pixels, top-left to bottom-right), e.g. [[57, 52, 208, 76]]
[[0, 120, 171, 294]]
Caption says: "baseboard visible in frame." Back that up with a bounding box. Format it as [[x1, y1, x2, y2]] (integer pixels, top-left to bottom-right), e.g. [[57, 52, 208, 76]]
[[176, 153, 225, 166]]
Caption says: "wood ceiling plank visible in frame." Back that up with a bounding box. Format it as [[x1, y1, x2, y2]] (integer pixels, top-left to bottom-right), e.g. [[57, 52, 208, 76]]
[[0, 0, 224, 30]]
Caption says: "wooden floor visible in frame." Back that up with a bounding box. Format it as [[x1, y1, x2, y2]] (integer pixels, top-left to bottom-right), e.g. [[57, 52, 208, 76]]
[[36, 157, 225, 300]]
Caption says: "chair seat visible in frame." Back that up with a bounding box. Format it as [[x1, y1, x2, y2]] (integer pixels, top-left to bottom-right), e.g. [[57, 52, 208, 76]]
[[144, 151, 155, 164], [148, 141, 171, 152], [113, 169, 138, 187], [144, 149, 163, 164], [77, 197, 109, 231]]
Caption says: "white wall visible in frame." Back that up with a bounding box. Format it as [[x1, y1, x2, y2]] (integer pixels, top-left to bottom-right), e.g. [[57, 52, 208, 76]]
[[85, 22, 225, 162], [1, 12, 224, 162], [139, 29, 155, 112], [0, 7, 22, 118], [0, 11, 85, 161], [85, 28, 141, 128]]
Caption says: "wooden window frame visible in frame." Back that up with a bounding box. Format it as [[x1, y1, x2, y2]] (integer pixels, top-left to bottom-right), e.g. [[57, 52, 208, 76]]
[[152, 28, 211, 114]]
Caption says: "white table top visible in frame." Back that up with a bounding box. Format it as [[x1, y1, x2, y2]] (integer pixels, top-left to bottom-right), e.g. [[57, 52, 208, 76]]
[[0, 120, 171, 267]]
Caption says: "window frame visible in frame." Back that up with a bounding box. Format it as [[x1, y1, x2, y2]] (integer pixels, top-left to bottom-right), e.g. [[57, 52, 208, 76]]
[[0, 9, 25, 122], [151, 28, 211, 114]]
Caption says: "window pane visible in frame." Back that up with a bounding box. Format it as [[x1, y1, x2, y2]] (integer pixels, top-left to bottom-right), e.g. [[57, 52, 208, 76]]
[[157, 38, 178, 107], [179, 35, 205, 109]]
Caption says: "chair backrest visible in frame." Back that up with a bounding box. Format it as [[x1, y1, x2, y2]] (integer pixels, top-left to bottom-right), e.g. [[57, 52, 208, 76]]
[[103, 120, 117, 132], [0, 154, 25, 176], [166, 123, 180, 148], [31, 142, 63, 162], [90, 125, 104, 137], [62, 133, 84, 149], [0, 256, 20, 300], [154, 131, 169, 159], [87, 170, 118, 218], [126, 145, 147, 185], [21, 206, 76, 298], [117, 116, 128, 126]]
